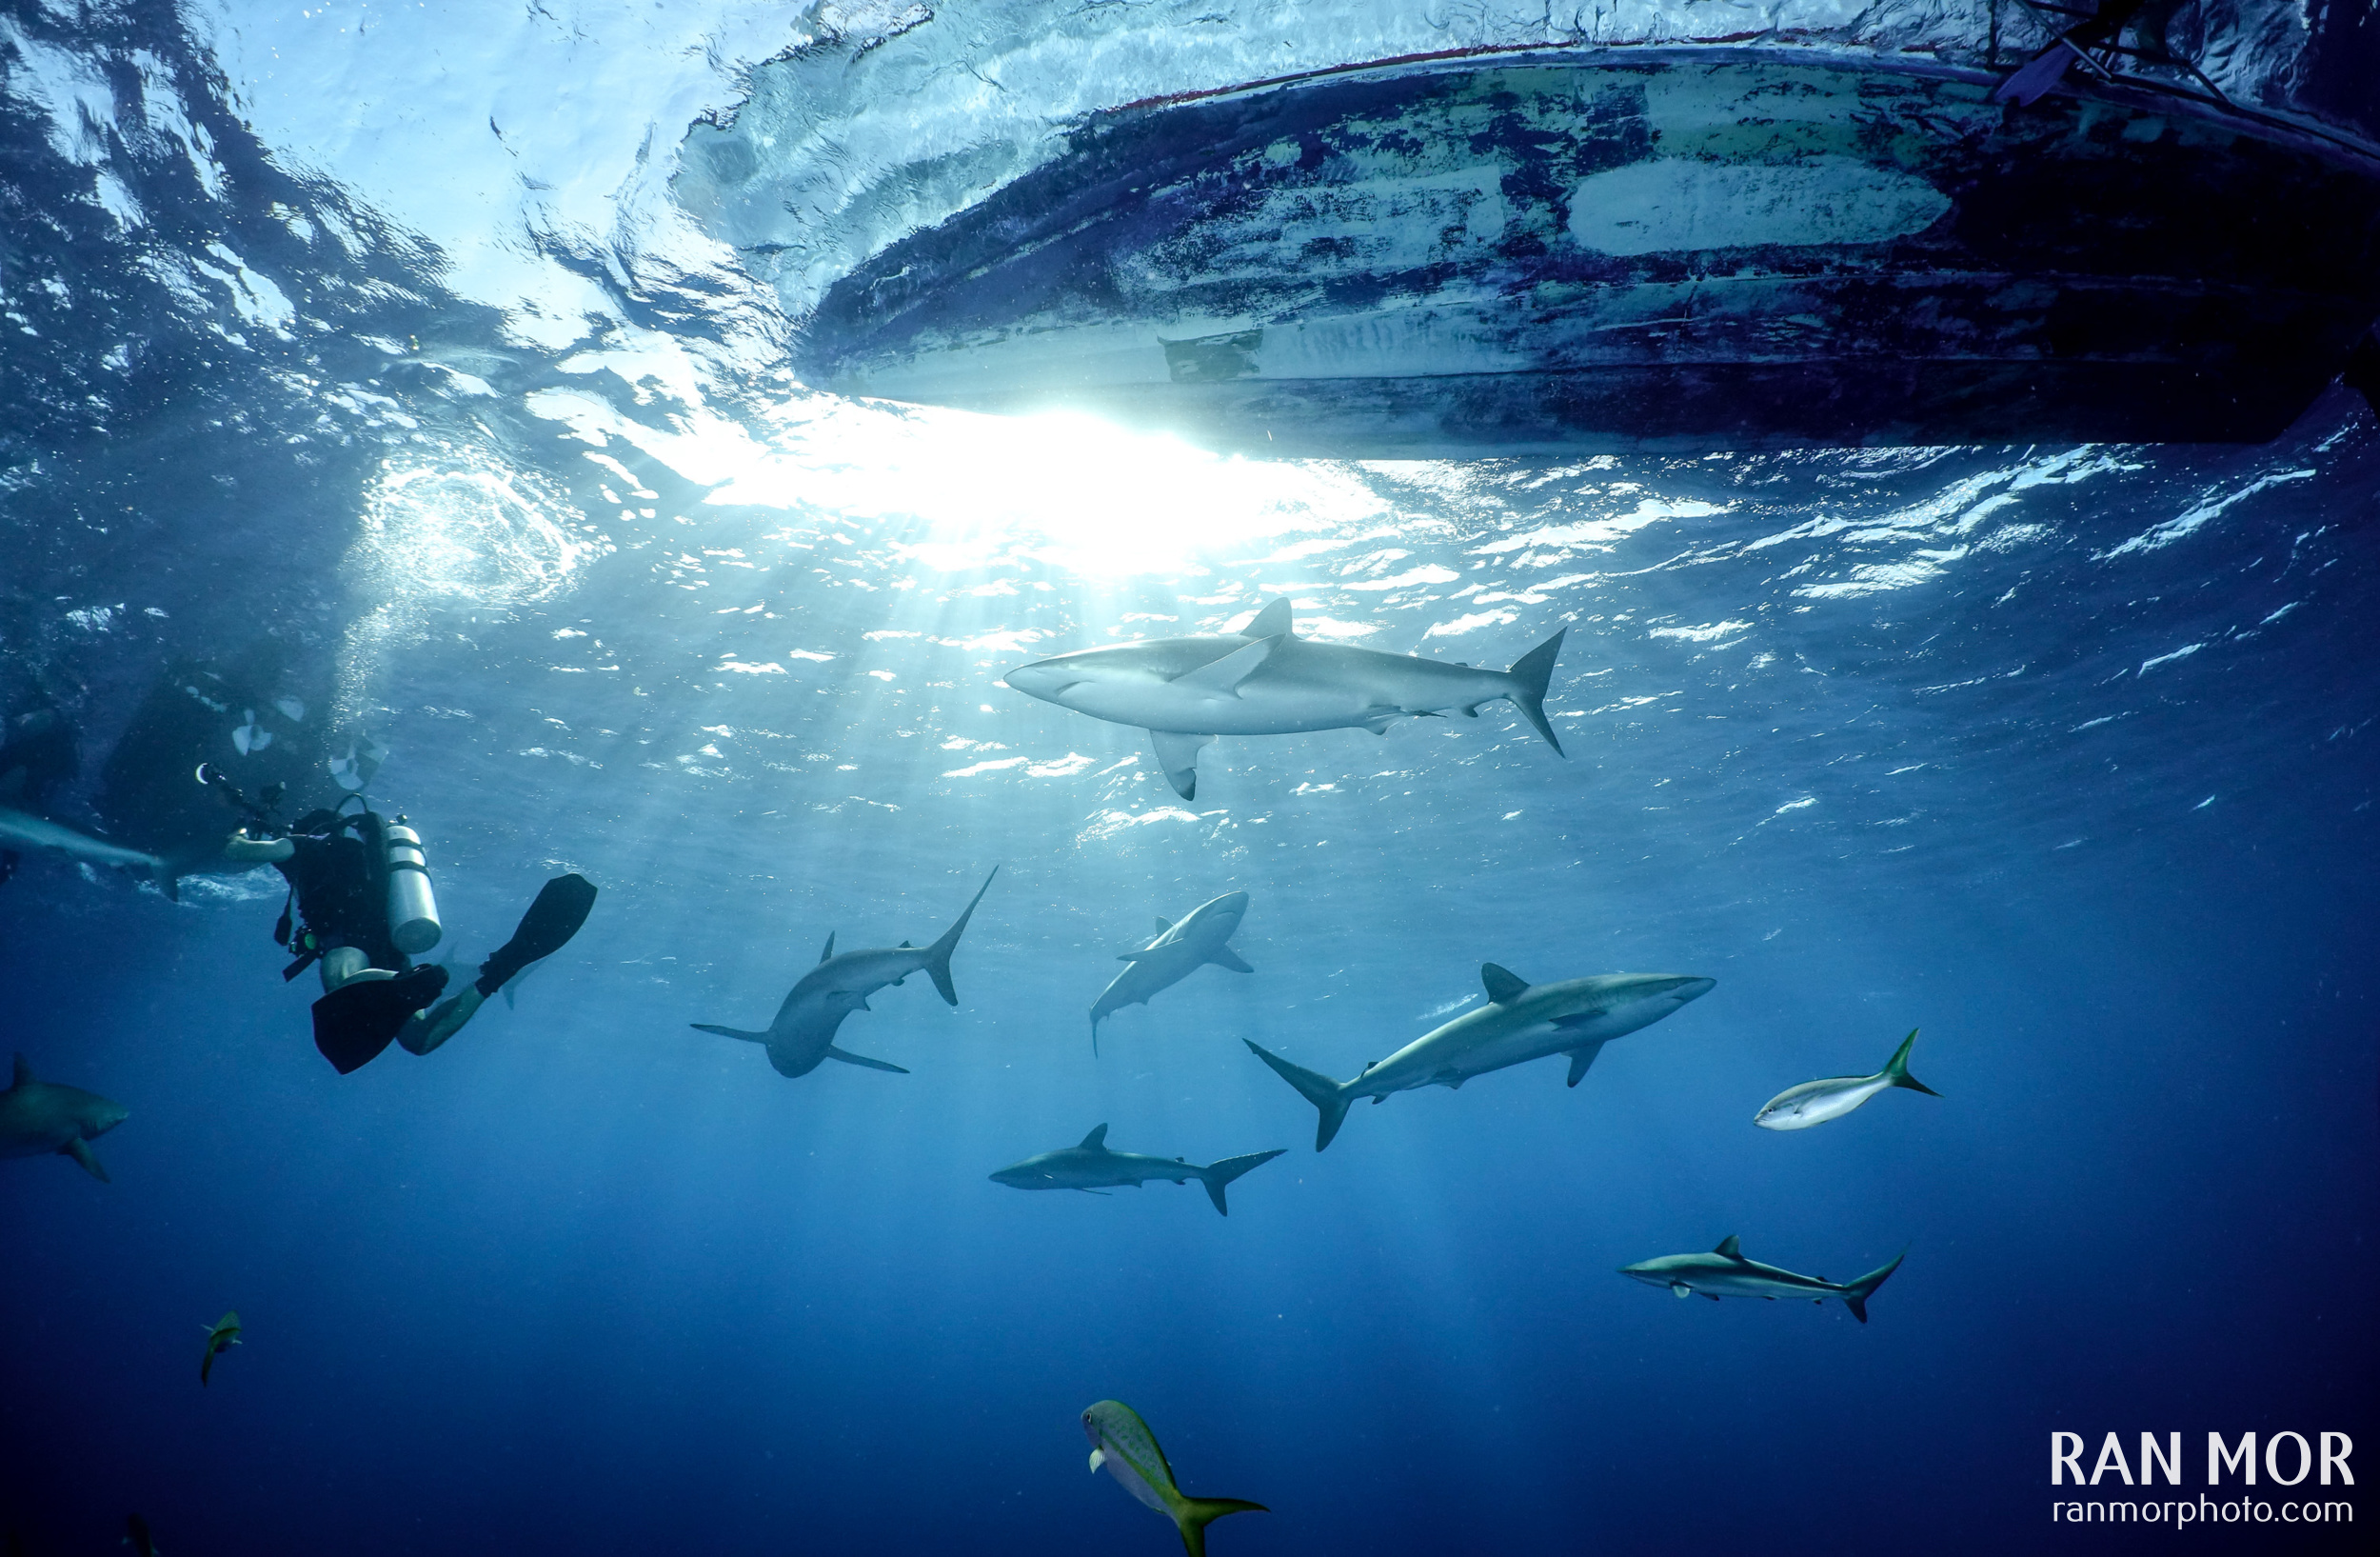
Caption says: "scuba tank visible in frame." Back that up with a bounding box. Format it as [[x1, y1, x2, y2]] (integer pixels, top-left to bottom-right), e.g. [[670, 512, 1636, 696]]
[[382, 816, 442, 954]]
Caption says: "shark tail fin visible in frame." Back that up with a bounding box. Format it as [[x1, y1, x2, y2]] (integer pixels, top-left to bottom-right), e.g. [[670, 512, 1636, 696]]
[[1884, 1028, 1939, 1096], [1504, 629, 1567, 756], [1243, 1040, 1352, 1151], [1840, 1248, 1907, 1325], [923, 867, 999, 1006], [1199, 1149, 1286, 1216], [1175, 1498, 1268, 1557]]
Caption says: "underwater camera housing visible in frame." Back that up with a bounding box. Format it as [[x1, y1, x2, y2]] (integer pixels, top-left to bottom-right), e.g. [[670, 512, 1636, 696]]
[[381, 816, 441, 955]]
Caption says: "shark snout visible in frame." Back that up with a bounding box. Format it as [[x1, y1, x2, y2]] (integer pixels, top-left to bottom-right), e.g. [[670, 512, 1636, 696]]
[[1656, 976, 1716, 1006], [1002, 662, 1081, 702], [91, 1105, 129, 1137]]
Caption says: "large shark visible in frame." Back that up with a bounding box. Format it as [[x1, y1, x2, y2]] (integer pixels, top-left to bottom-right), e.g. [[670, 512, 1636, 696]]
[[1082, 1398, 1266, 1557], [1246, 964, 1713, 1150], [0, 806, 174, 897], [0, 1053, 129, 1181], [1755, 1028, 1939, 1130], [991, 1125, 1285, 1216], [1619, 1236, 1907, 1324], [691, 869, 997, 1078], [1091, 890, 1253, 1048], [1002, 598, 1568, 799]]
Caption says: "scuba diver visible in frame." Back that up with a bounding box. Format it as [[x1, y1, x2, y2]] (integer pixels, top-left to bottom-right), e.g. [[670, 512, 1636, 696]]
[[208, 767, 597, 1074]]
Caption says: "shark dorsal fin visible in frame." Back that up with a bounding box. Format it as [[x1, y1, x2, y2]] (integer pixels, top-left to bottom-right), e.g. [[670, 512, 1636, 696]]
[[1173, 634, 1279, 694], [817, 933, 836, 964], [1241, 597, 1295, 638], [1155, 916, 1172, 934], [10, 1053, 29, 1089], [1715, 1235, 1742, 1260], [1079, 1124, 1109, 1150], [1480, 964, 1529, 1003]]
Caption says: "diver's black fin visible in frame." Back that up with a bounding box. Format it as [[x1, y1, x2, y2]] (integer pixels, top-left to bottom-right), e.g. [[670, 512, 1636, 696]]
[[313, 965, 447, 1074], [476, 873, 598, 996]]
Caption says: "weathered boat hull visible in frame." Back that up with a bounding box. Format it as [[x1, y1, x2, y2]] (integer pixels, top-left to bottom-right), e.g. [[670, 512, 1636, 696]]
[[794, 48, 2380, 456]]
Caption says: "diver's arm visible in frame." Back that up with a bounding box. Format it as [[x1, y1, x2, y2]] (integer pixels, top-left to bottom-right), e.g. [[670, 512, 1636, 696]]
[[223, 828, 295, 863]]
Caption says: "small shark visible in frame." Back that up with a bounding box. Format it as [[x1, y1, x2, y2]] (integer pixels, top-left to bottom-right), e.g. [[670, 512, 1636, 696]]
[[1082, 1399, 1266, 1557], [199, 1311, 241, 1386], [1755, 1028, 1939, 1130], [1246, 964, 1714, 1150], [1619, 1236, 1906, 1324], [0, 806, 173, 897], [691, 869, 997, 1078], [0, 1053, 129, 1181], [991, 1126, 1284, 1216], [1091, 890, 1253, 1049], [1002, 598, 1567, 799]]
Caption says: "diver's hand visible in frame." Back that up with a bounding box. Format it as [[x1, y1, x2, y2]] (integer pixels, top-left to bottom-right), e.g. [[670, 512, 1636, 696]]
[[224, 828, 295, 863]]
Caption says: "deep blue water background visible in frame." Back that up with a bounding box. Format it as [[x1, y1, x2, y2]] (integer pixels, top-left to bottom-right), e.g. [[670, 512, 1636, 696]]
[[5, 6, 2379, 1555]]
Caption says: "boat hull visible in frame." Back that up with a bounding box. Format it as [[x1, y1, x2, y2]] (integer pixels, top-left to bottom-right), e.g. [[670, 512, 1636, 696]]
[[793, 49, 2380, 455]]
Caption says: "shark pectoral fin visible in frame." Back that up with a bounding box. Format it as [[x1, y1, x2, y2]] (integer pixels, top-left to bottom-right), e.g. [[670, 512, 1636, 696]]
[[61, 1138, 109, 1183], [1148, 730, 1214, 801], [1714, 1235, 1742, 1259], [1207, 947, 1254, 974], [1563, 1041, 1606, 1088], [690, 1024, 770, 1044], [823, 1045, 909, 1074], [1172, 634, 1279, 695]]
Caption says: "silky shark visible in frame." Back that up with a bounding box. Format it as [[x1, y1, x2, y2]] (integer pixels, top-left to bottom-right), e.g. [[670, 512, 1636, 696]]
[[0, 1053, 129, 1182], [1091, 890, 1253, 1048], [0, 806, 175, 898], [199, 1311, 242, 1386], [691, 869, 997, 1078], [1755, 1028, 1939, 1130], [1619, 1236, 1907, 1324], [1002, 598, 1568, 799], [1082, 1399, 1266, 1557], [1247, 964, 1714, 1150], [991, 1125, 1284, 1216]]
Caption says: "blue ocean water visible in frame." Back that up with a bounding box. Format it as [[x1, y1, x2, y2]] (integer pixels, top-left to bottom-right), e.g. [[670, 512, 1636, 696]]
[[4, 6, 2377, 1556]]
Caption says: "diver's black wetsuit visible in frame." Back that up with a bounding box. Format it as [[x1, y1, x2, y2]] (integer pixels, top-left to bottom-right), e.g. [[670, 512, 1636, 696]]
[[270, 808, 448, 1072], [258, 805, 598, 1075], [275, 812, 407, 972]]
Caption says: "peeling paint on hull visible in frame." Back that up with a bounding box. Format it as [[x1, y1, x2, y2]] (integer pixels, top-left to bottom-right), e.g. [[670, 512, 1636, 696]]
[[794, 49, 2380, 456]]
